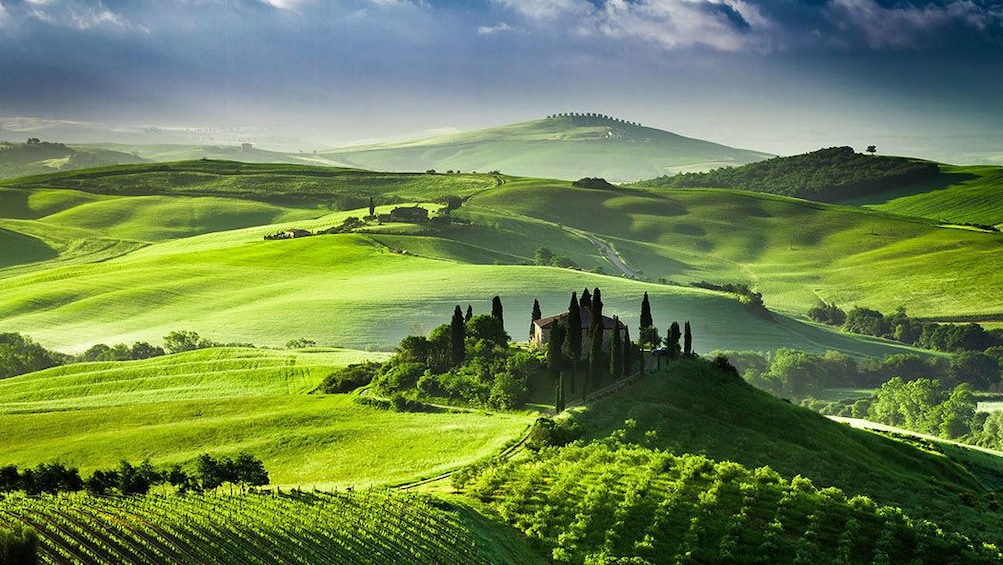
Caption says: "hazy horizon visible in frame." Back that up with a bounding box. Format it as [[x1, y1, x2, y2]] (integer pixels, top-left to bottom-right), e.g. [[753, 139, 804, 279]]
[[2, 0, 1002, 163]]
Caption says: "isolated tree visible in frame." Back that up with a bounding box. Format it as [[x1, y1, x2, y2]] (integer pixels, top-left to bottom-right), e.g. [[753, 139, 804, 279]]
[[450, 305, 466, 367], [866, 145, 877, 155], [609, 316, 623, 379], [531, 299, 542, 340], [667, 322, 681, 359], [368, 196, 375, 216], [683, 321, 693, 357], [563, 292, 582, 393], [491, 296, 504, 328], [465, 304, 473, 323]]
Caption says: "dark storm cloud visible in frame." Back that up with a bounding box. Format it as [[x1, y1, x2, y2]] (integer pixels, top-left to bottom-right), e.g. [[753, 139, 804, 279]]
[[0, 0, 1000, 159]]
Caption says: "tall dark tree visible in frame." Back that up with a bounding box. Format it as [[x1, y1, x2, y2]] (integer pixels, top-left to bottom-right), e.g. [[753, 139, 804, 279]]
[[368, 196, 375, 216], [609, 316, 623, 379], [465, 304, 473, 323], [531, 299, 543, 340], [564, 292, 582, 393], [580, 288, 592, 311], [684, 321, 693, 357], [622, 326, 633, 377], [450, 305, 466, 367], [639, 292, 653, 349], [667, 322, 682, 360], [588, 288, 605, 393], [491, 296, 504, 328], [548, 322, 567, 412]]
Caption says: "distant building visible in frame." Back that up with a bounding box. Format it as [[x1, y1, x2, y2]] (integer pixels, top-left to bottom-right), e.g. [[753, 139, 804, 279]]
[[241, 143, 253, 150], [283, 229, 311, 238], [531, 307, 627, 352], [379, 206, 429, 223]]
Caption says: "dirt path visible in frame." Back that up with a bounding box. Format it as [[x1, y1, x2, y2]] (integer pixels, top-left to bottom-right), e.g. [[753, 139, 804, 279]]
[[829, 416, 1003, 457], [562, 227, 640, 279]]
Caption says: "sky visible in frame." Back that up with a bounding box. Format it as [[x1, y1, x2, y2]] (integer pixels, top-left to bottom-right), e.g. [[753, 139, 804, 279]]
[[1, 0, 1002, 161]]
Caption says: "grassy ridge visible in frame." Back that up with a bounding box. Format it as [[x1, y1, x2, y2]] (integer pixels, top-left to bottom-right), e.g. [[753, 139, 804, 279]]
[[0, 347, 530, 486], [0, 160, 499, 206]]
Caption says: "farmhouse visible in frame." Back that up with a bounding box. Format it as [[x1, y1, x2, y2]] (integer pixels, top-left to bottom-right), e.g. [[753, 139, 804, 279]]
[[378, 206, 429, 223], [531, 307, 627, 352]]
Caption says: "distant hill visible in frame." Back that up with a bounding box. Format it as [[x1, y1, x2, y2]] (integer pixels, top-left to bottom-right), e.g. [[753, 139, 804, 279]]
[[0, 140, 148, 179], [320, 114, 772, 182], [634, 146, 941, 202]]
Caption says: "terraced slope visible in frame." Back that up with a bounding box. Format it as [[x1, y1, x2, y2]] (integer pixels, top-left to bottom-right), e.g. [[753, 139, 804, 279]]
[[0, 490, 543, 565]]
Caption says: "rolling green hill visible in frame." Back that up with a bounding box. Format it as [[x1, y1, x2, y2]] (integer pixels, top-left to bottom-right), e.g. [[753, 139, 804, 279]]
[[632, 146, 941, 202], [459, 358, 1003, 561], [0, 140, 148, 179], [321, 115, 771, 182], [466, 180, 1003, 318], [853, 164, 1003, 227], [0, 347, 531, 487]]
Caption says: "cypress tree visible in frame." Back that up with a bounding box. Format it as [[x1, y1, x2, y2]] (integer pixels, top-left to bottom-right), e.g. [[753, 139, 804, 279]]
[[450, 305, 466, 367], [668, 322, 681, 360], [531, 299, 542, 340], [580, 288, 592, 311], [588, 288, 604, 393], [492, 296, 504, 327], [368, 196, 375, 217], [623, 326, 633, 377], [548, 322, 567, 412], [564, 292, 582, 393], [609, 316, 622, 379], [640, 292, 653, 350], [465, 305, 473, 323], [684, 321, 693, 357]]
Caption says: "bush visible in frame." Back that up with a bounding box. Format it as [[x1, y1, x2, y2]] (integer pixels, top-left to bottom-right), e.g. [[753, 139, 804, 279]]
[[526, 417, 583, 450], [321, 361, 383, 393], [0, 524, 37, 565]]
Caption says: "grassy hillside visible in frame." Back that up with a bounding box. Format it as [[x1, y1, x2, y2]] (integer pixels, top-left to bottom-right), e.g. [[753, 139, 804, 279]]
[[0, 232, 923, 359], [322, 115, 771, 182], [0, 141, 148, 179], [466, 180, 1003, 317], [0, 490, 544, 565], [853, 164, 1003, 227], [0, 347, 530, 487], [458, 358, 1003, 561]]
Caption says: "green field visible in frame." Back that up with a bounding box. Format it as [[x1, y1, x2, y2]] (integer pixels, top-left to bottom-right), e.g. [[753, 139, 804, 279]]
[[0, 348, 530, 487]]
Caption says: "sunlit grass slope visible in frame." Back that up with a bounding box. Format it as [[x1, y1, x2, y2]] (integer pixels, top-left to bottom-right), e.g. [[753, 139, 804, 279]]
[[322, 115, 771, 181], [853, 164, 1003, 226], [0, 233, 919, 359], [467, 180, 1003, 317], [0, 347, 530, 487]]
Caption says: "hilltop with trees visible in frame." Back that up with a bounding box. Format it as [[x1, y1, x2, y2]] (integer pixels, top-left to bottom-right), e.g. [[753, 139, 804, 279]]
[[634, 146, 940, 202]]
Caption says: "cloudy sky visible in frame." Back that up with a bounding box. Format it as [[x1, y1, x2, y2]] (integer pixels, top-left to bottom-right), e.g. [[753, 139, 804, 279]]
[[1, 0, 1001, 160]]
